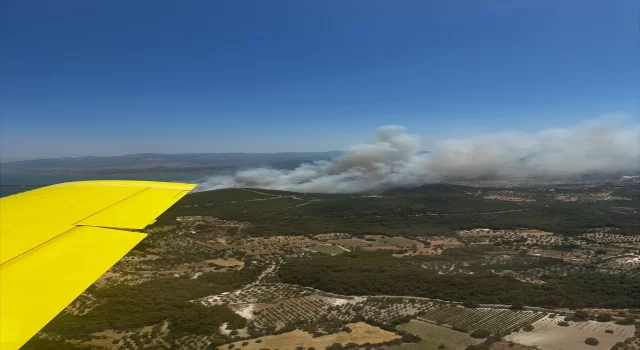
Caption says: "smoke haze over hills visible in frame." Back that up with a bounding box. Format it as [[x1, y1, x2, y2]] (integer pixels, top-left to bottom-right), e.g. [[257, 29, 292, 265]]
[[198, 118, 640, 193]]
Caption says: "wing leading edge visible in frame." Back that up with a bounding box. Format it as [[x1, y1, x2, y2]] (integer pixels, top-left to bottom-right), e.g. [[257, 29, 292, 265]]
[[0, 180, 196, 350]]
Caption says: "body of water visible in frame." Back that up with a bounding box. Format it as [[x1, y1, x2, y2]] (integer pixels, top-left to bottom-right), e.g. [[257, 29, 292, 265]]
[[0, 172, 206, 197]]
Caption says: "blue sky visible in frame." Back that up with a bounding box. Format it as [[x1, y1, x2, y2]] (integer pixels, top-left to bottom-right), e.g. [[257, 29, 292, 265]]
[[1, 0, 638, 160]]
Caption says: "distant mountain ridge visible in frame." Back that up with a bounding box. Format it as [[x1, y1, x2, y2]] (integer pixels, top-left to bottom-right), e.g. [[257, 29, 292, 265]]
[[0, 152, 342, 174]]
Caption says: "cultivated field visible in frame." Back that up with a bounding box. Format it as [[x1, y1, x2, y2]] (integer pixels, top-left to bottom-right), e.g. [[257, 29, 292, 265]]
[[458, 228, 553, 237], [390, 319, 475, 350], [222, 322, 399, 350], [583, 232, 640, 246], [484, 195, 536, 202], [307, 244, 348, 255], [419, 306, 547, 335], [489, 342, 537, 350], [506, 317, 636, 350], [196, 283, 316, 306], [210, 258, 245, 268]]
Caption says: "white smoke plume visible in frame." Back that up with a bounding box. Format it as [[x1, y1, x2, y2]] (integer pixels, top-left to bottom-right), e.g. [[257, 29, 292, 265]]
[[197, 118, 640, 193]]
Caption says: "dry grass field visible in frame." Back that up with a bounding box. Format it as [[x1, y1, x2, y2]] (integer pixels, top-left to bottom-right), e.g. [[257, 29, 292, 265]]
[[457, 228, 553, 238], [389, 319, 474, 350], [489, 342, 537, 350], [506, 317, 636, 350], [484, 195, 536, 202], [222, 322, 399, 350], [210, 258, 245, 267]]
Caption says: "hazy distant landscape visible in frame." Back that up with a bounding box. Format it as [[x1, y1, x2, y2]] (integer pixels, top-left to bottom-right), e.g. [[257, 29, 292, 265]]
[[0, 152, 341, 197], [0, 152, 341, 175]]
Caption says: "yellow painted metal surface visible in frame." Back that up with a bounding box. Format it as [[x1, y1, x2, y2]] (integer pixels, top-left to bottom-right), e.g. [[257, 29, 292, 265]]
[[78, 189, 190, 229], [0, 227, 146, 350], [0, 180, 196, 350], [0, 223, 75, 264], [0, 184, 145, 228]]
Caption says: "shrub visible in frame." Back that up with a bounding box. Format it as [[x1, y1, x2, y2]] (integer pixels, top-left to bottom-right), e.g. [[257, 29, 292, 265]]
[[612, 342, 626, 350], [400, 332, 421, 343], [557, 321, 570, 326], [255, 339, 262, 343], [584, 337, 599, 346], [510, 302, 524, 310], [466, 344, 490, 350], [596, 313, 612, 322], [572, 310, 591, 321], [470, 329, 491, 338], [438, 345, 446, 349], [615, 317, 635, 325], [605, 329, 614, 334], [209, 339, 226, 347], [463, 301, 480, 308], [522, 324, 535, 332], [242, 342, 249, 346]]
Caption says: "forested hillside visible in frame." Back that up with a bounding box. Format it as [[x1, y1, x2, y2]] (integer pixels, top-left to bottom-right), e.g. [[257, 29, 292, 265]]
[[156, 184, 640, 236], [279, 251, 640, 309]]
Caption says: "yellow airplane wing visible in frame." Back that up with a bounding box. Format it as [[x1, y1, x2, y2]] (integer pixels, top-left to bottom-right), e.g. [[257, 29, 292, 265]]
[[0, 180, 196, 350]]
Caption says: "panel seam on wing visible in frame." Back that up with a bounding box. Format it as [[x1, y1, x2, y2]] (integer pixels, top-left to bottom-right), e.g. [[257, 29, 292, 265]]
[[0, 226, 77, 267], [74, 225, 145, 233], [172, 190, 189, 199], [71, 187, 149, 227]]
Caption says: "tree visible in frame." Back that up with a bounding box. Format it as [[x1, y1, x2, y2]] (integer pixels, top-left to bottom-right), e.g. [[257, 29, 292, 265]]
[[584, 337, 599, 346], [596, 313, 612, 322], [400, 332, 421, 343], [612, 342, 626, 350], [466, 344, 490, 350], [510, 302, 524, 310], [572, 310, 590, 321], [207, 339, 226, 348], [615, 317, 635, 325], [463, 301, 480, 308], [470, 329, 491, 338], [438, 345, 446, 349], [522, 324, 535, 332]]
